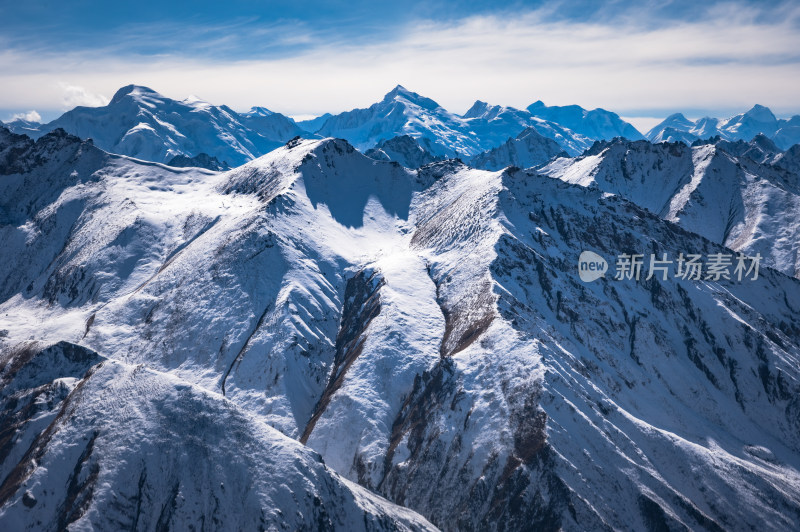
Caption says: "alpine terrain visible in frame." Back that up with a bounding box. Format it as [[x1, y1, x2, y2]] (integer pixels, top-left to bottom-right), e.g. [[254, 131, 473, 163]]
[[2, 85, 308, 167], [1, 84, 800, 531], [647, 105, 800, 149]]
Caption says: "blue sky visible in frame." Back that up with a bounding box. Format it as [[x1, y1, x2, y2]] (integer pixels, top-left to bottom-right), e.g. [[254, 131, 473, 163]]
[[1, 0, 799, 131]]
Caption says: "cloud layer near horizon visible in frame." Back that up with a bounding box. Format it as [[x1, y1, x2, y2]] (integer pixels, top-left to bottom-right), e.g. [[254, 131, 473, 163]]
[[1, 2, 798, 121]]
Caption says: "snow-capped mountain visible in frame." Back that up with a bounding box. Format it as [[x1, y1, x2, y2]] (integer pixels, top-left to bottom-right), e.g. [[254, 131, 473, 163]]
[[3, 85, 307, 166], [647, 121, 704, 145], [468, 127, 567, 170], [460, 100, 592, 156], [364, 135, 443, 169], [648, 113, 719, 144], [647, 105, 800, 149], [0, 341, 436, 531], [311, 86, 592, 158], [2, 125, 800, 530], [239, 105, 310, 143], [313, 85, 482, 157], [540, 137, 800, 278], [526, 100, 645, 140]]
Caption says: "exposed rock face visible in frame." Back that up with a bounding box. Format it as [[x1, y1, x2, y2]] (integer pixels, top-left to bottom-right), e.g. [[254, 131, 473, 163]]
[[0, 127, 90, 176], [167, 152, 230, 171]]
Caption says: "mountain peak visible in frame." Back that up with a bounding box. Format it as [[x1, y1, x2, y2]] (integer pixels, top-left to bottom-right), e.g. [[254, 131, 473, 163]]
[[743, 104, 777, 123], [110, 84, 161, 105], [246, 106, 274, 117], [388, 83, 409, 93], [382, 85, 440, 110], [383, 84, 412, 100], [750, 132, 780, 152], [463, 100, 491, 119], [515, 126, 546, 140], [665, 112, 689, 121], [183, 94, 210, 105]]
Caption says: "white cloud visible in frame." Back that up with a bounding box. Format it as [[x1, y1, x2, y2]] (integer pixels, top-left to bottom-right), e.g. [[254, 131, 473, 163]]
[[57, 82, 109, 109], [10, 110, 42, 122], [0, 4, 798, 120]]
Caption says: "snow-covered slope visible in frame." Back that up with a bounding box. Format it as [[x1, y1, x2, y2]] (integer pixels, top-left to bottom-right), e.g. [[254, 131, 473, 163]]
[[468, 127, 567, 170], [377, 164, 800, 530], [647, 105, 800, 149], [526, 100, 645, 140], [0, 341, 437, 531], [2, 127, 800, 530], [540, 138, 800, 278], [7, 85, 306, 166], [364, 135, 443, 169]]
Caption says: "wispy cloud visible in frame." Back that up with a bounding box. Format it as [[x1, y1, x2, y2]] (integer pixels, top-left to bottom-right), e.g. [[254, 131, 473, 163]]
[[58, 83, 110, 109], [8, 110, 41, 122], [0, 2, 798, 119]]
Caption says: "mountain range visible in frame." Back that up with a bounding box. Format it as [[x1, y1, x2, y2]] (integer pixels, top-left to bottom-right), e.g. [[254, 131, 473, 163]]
[[0, 84, 645, 167], [540, 135, 800, 279], [1, 120, 800, 530], [1, 85, 308, 167], [2, 83, 800, 530], [647, 104, 800, 149], [5, 84, 798, 170]]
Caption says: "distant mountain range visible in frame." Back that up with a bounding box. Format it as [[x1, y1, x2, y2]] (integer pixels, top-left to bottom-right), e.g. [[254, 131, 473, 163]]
[[647, 104, 800, 149], [309, 85, 597, 157], [4, 85, 797, 170], [0, 84, 642, 166], [1, 85, 308, 166], [527, 100, 645, 141]]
